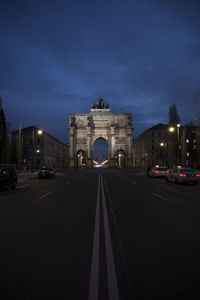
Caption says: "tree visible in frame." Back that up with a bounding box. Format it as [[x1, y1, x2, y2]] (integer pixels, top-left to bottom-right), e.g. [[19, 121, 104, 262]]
[[0, 97, 10, 163], [168, 104, 181, 125]]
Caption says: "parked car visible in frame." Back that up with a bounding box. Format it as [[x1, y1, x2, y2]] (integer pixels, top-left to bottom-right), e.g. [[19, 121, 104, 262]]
[[38, 166, 56, 178], [166, 168, 200, 184], [0, 164, 17, 190], [147, 166, 169, 178]]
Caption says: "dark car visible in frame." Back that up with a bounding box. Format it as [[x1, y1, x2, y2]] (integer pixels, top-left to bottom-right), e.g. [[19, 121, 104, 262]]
[[147, 166, 169, 178], [0, 164, 18, 190], [38, 166, 56, 178]]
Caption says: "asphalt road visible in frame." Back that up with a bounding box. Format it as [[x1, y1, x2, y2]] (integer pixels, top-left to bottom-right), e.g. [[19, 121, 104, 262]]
[[0, 169, 200, 300]]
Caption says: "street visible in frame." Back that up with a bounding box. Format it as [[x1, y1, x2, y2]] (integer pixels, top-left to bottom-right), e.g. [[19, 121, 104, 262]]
[[0, 169, 200, 299]]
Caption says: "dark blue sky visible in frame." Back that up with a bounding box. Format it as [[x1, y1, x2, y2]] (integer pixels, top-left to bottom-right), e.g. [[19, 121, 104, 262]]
[[1, 0, 200, 143]]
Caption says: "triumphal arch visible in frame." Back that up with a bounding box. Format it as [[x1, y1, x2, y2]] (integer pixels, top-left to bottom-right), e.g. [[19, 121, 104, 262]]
[[68, 97, 133, 168]]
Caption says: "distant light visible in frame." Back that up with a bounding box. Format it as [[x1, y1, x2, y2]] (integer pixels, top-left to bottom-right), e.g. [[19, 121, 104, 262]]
[[186, 139, 189, 143], [177, 124, 180, 128], [160, 142, 164, 147], [169, 127, 175, 132], [187, 152, 189, 157], [36, 149, 40, 153], [37, 129, 43, 135], [155, 165, 159, 168]]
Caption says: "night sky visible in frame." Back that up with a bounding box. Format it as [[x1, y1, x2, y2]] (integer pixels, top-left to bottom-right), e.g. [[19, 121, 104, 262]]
[[1, 0, 200, 145]]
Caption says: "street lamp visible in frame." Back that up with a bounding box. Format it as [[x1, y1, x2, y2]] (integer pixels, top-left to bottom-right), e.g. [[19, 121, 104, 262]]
[[168, 124, 181, 166], [169, 127, 175, 133], [32, 127, 43, 171], [159, 142, 166, 165], [176, 124, 181, 165]]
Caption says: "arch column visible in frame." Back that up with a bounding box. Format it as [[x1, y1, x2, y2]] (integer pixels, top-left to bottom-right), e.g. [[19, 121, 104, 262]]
[[109, 127, 116, 167], [68, 127, 75, 168], [127, 129, 133, 168], [87, 128, 92, 168]]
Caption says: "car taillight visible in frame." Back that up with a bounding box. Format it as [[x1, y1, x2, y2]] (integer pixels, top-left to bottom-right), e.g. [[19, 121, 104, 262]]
[[155, 171, 159, 174], [166, 171, 169, 173], [179, 174, 186, 177], [196, 174, 200, 177]]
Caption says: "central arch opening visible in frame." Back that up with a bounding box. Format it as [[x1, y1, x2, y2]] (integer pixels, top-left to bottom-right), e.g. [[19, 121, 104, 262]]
[[93, 138, 108, 167]]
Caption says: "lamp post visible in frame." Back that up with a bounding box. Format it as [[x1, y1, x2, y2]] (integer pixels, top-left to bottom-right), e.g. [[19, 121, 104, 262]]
[[159, 142, 166, 165], [31, 127, 43, 171], [177, 123, 181, 165], [168, 124, 181, 166]]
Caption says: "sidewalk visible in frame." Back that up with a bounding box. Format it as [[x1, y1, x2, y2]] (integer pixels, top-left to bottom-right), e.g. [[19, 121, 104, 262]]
[[17, 171, 38, 184]]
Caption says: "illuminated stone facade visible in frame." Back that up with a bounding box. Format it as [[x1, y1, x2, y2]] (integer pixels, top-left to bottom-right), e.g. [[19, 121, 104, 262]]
[[68, 100, 133, 168]]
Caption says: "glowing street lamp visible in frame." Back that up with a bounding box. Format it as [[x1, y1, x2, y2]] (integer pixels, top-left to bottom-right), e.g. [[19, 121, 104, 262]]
[[169, 127, 175, 132], [37, 129, 43, 135]]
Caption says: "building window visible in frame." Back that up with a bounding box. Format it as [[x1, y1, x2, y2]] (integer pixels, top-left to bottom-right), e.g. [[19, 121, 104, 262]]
[[194, 145, 197, 150], [193, 139, 196, 143], [158, 131, 160, 137], [37, 138, 40, 145]]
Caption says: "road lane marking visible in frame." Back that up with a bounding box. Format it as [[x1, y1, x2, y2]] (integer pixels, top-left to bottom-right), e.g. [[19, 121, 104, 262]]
[[40, 191, 53, 199], [152, 192, 168, 201], [131, 180, 136, 185], [88, 174, 100, 300], [18, 183, 31, 189], [65, 180, 71, 185], [101, 174, 120, 300]]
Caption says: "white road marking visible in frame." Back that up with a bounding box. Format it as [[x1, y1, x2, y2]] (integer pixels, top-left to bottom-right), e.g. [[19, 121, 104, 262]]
[[101, 174, 120, 300], [40, 191, 53, 199], [131, 180, 136, 185], [18, 183, 31, 189], [152, 192, 168, 201], [88, 174, 100, 300], [65, 180, 71, 185]]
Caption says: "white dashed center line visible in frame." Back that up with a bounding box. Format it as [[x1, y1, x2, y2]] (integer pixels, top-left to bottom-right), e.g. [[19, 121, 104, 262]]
[[18, 183, 31, 189], [65, 180, 71, 185], [152, 192, 168, 201], [40, 191, 53, 199], [131, 180, 136, 185]]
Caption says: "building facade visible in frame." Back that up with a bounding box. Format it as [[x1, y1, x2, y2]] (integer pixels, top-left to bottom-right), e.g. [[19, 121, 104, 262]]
[[133, 123, 178, 168], [12, 126, 69, 170], [133, 123, 200, 169]]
